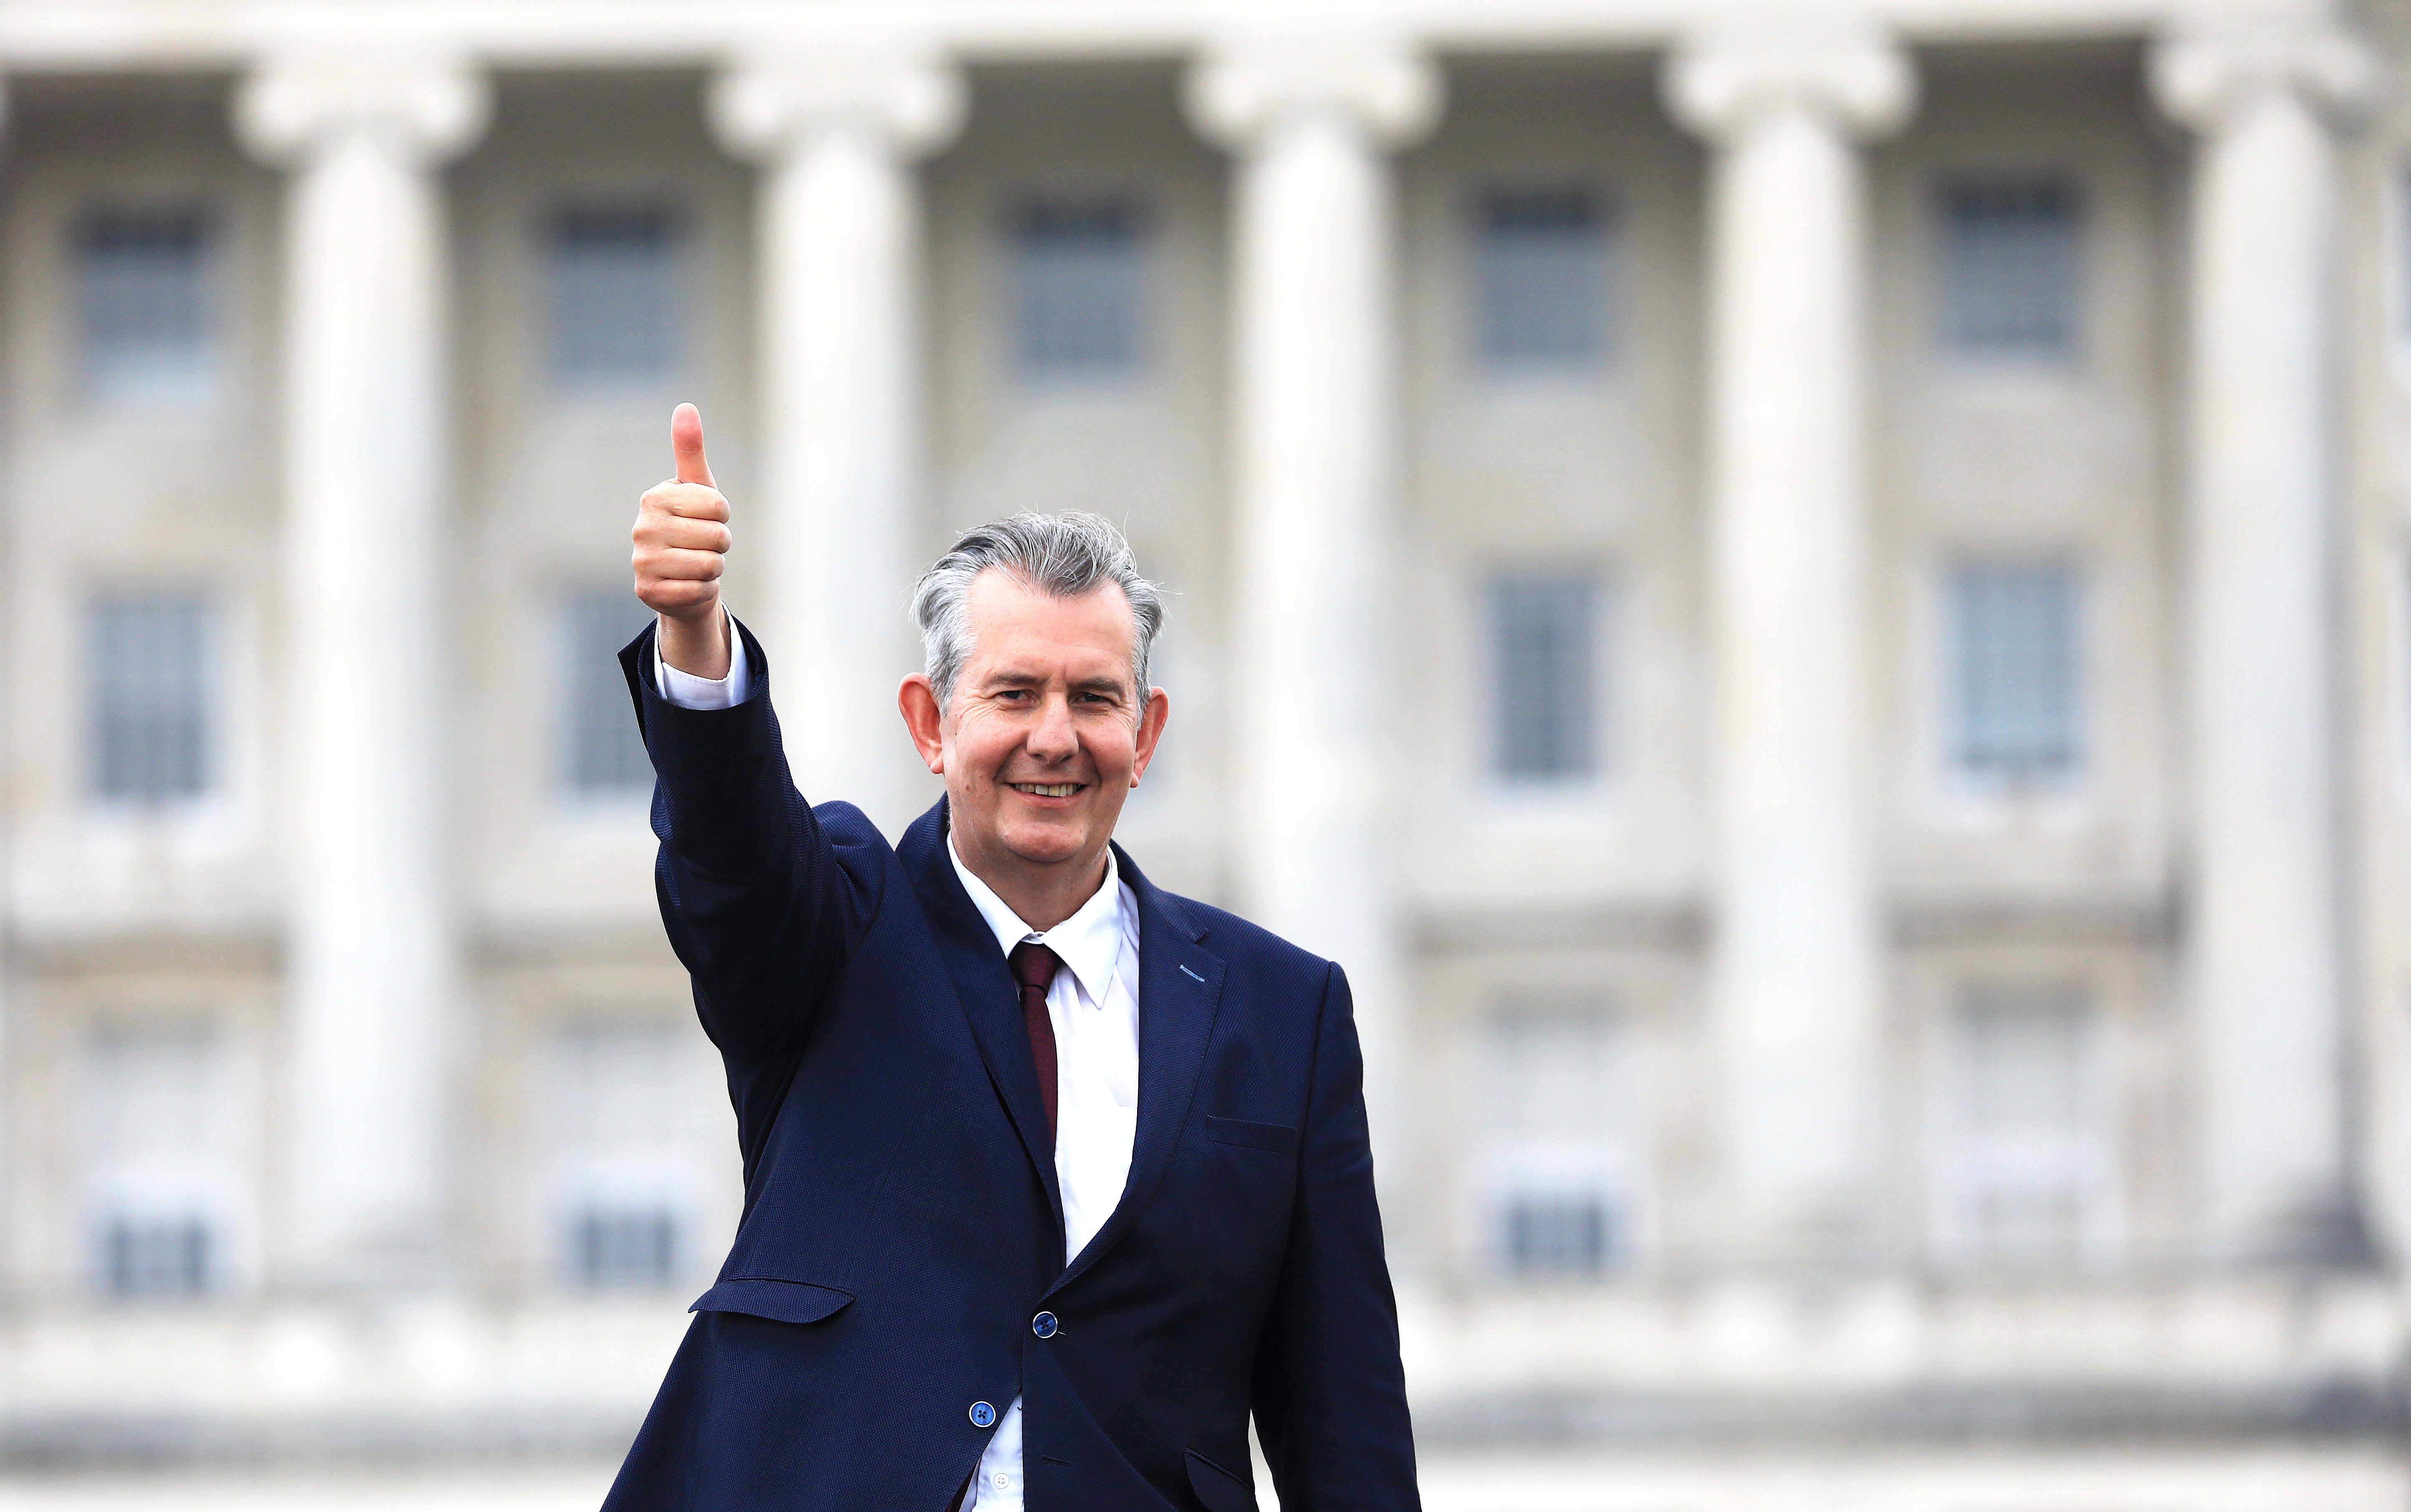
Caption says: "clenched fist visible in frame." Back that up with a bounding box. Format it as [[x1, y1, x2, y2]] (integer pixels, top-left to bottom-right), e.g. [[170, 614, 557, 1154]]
[[632, 402, 732, 679]]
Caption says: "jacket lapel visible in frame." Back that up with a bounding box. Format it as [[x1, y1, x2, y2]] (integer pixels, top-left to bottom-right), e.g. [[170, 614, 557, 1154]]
[[1050, 843, 1226, 1294], [899, 799, 1065, 1240]]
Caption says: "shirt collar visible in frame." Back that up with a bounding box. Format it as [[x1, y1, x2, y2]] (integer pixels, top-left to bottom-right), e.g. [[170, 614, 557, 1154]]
[[946, 836, 1127, 1006]]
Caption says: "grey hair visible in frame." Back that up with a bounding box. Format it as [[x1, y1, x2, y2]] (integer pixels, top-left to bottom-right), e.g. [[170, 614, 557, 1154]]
[[910, 511, 1165, 714]]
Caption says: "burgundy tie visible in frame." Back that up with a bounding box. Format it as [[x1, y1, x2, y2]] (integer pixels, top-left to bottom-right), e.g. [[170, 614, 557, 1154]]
[[1008, 941, 1062, 1147]]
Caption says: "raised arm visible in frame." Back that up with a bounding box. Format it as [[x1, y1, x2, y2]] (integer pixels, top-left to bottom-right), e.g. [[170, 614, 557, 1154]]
[[626, 405, 879, 1109]]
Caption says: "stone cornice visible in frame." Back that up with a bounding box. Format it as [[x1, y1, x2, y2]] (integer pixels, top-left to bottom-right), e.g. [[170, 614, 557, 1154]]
[[1182, 35, 1444, 151], [231, 51, 491, 168], [705, 44, 966, 163]]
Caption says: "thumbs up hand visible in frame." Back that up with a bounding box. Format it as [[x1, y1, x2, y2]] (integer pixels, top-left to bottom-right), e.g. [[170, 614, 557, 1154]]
[[633, 402, 733, 678]]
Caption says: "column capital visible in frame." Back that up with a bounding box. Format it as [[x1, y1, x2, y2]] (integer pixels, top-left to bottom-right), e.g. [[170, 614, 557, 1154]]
[[1183, 35, 1443, 151], [1660, 29, 1916, 143], [706, 45, 966, 163], [233, 51, 490, 168], [2148, 21, 2375, 132]]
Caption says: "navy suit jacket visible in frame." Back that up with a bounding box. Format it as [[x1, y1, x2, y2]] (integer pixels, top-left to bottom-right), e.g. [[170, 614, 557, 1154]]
[[601, 622, 1419, 1512]]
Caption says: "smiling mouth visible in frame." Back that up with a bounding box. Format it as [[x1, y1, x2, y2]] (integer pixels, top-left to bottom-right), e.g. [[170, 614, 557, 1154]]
[[1009, 782, 1085, 798]]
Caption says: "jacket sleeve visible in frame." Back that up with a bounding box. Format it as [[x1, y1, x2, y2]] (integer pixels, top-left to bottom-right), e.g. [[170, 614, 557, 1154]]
[[619, 620, 880, 1145], [1250, 962, 1422, 1512]]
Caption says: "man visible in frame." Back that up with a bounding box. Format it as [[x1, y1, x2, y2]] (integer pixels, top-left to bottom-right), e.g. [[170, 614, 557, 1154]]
[[603, 403, 1417, 1512]]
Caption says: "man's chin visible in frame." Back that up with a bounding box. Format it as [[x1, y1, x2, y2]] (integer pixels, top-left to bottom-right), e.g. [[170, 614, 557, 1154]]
[[999, 822, 1093, 869]]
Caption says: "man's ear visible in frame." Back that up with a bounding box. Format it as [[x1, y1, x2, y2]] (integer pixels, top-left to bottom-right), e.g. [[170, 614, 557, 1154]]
[[899, 675, 947, 775], [1129, 687, 1170, 786]]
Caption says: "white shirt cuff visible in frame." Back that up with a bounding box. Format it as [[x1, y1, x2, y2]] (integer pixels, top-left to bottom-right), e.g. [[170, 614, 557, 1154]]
[[652, 606, 752, 709]]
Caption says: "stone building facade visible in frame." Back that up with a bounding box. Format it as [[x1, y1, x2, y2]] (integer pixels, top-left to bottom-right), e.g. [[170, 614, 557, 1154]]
[[1, 0, 2408, 1508]]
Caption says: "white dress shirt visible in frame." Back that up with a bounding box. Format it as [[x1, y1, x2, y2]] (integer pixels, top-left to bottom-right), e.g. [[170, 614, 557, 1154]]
[[652, 615, 1143, 1512]]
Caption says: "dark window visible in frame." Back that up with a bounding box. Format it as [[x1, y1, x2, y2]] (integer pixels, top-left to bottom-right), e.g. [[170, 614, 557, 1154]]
[[571, 1207, 680, 1289], [546, 203, 683, 386], [1491, 574, 1602, 782], [1949, 986, 2097, 1265], [563, 590, 653, 796], [1949, 563, 2082, 784], [85, 1027, 225, 1300], [76, 205, 216, 404], [89, 593, 211, 804], [1009, 197, 1146, 382], [101, 1216, 213, 1299], [1937, 177, 2081, 361], [1503, 1194, 1612, 1278], [1473, 188, 1608, 372], [1486, 1006, 1631, 1279]]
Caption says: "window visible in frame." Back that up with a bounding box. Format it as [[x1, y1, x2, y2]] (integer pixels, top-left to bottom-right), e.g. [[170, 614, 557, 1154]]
[[1936, 176, 2081, 362], [76, 204, 218, 406], [1938, 986, 2112, 1266], [1947, 562, 2081, 786], [545, 203, 683, 387], [1008, 196, 1146, 383], [561, 589, 653, 798], [1472, 187, 1609, 373], [83, 1026, 231, 1299], [547, 1023, 695, 1289], [88, 591, 213, 805], [1479, 1004, 1636, 1278], [1490, 573, 1605, 784]]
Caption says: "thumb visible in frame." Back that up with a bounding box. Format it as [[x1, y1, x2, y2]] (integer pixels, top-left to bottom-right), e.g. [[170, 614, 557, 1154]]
[[671, 402, 714, 487]]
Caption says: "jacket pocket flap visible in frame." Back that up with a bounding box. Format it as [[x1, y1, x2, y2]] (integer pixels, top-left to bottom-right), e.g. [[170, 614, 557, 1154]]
[[1204, 1115, 1298, 1155], [1184, 1449, 1258, 1512], [689, 1277, 854, 1326]]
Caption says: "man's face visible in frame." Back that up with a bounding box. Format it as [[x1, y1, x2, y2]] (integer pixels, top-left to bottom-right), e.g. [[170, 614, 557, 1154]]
[[915, 569, 1167, 882]]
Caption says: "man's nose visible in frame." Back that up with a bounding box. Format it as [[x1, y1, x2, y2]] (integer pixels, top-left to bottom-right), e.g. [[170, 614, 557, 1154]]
[[1027, 694, 1079, 758]]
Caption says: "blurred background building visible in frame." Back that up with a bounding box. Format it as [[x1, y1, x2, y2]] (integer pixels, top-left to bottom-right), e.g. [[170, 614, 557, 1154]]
[[1, 0, 2408, 1508]]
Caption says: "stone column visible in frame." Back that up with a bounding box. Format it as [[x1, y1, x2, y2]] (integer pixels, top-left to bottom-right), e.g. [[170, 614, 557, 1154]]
[[1185, 43, 1440, 1206], [708, 50, 964, 837], [235, 55, 489, 1280], [2151, 28, 2370, 1264], [1663, 36, 1913, 1260]]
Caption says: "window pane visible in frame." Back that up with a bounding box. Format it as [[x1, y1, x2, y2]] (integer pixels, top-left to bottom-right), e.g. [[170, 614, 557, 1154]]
[[88, 592, 212, 804], [573, 1209, 680, 1289], [84, 1027, 226, 1299], [1949, 563, 2080, 783], [1949, 986, 2100, 1265], [1937, 176, 2080, 362], [1504, 1195, 1612, 1276], [1492, 574, 1601, 782], [546, 203, 683, 386], [563, 590, 653, 796], [1483, 1005, 1632, 1278], [550, 1023, 691, 1290], [103, 1218, 213, 1299], [77, 205, 217, 406], [1010, 197, 1146, 382], [1473, 188, 1607, 372]]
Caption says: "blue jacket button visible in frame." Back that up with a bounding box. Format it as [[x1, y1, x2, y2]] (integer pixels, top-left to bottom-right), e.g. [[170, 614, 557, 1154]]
[[969, 1401, 996, 1428], [1032, 1311, 1058, 1339]]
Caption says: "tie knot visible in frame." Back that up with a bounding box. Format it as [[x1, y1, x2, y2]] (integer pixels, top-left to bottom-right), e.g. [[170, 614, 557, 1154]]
[[1009, 940, 1062, 993]]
